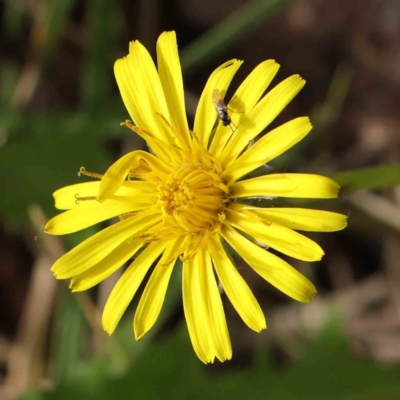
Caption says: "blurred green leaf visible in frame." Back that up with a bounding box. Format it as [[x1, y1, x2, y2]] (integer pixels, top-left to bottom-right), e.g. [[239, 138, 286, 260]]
[[333, 164, 400, 193], [50, 286, 87, 386], [0, 61, 19, 108], [80, 0, 123, 110], [17, 389, 44, 400], [311, 63, 354, 138], [0, 111, 113, 224], [41, 0, 77, 64], [180, 0, 292, 74], [18, 310, 400, 400], [2, 1, 24, 38]]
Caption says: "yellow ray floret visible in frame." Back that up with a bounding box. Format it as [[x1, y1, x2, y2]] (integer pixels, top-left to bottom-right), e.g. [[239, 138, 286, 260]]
[[46, 30, 347, 364]]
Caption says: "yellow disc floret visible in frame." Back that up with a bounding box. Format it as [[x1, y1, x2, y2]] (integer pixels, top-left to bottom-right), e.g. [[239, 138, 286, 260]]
[[159, 165, 228, 232]]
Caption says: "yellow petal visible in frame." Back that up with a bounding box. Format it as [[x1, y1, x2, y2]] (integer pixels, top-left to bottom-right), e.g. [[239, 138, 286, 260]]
[[49, 211, 160, 279], [70, 239, 143, 292], [193, 59, 243, 148], [200, 249, 232, 362], [223, 117, 312, 184], [156, 31, 190, 149], [222, 226, 316, 302], [134, 238, 181, 340], [53, 182, 101, 210], [184, 250, 231, 363], [46, 196, 153, 235], [183, 257, 214, 363], [208, 236, 266, 332], [230, 173, 340, 199], [114, 40, 171, 141], [53, 180, 156, 210], [227, 207, 324, 262], [210, 60, 280, 157], [98, 150, 168, 202], [220, 75, 305, 167], [102, 241, 167, 335], [242, 207, 348, 232]]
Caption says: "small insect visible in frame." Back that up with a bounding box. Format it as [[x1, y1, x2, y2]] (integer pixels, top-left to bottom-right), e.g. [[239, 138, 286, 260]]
[[212, 89, 237, 131]]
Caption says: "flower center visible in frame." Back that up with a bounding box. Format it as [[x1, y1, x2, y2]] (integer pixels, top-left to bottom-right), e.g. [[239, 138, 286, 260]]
[[158, 165, 228, 232]]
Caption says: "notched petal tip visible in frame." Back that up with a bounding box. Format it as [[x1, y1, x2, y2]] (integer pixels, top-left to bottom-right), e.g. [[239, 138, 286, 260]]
[[324, 179, 341, 199], [102, 318, 115, 336], [69, 280, 85, 293], [310, 287, 318, 300], [134, 320, 148, 341], [195, 352, 216, 365], [45, 217, 65, 235], [157, 30, 176, 41], [217, 354, 233, 363], [103, 327, 112, 336], [295, 74, 306, 86], [313, 248, 325, 262], [50, 266, 62, 280], [328, 212, 348, 232], [304, 116, 313, 129], [301, 285, 317, 303], [129, 40, 141, 53], [258, 320, 267, 332], [43, 221, 52, 234]]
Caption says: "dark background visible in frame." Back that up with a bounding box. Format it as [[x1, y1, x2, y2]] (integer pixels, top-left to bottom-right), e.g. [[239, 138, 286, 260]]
[[1, 0, 400, 399]]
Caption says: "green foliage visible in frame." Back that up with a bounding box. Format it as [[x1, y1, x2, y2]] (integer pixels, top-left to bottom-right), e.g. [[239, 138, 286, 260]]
[[0, 111, 114, 224], [41, 0, 78, 65], [80, 0, 123, 111], [180, 0, 292, 74], [3, 2, 26, 39], [334, 164, 400, 193], [18, 312, 400, 400], [50, 286, 87, 386]]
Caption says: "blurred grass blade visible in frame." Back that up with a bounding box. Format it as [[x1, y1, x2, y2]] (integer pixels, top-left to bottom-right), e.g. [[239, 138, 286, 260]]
[[80, 0, 122, 110], [180, 0, 292, 74], [334, 164, 400, 193], [3, 1, 24, 38], [50, 286, 86, 386], [0, 62, 19, 108], [41, 0, 76, 64], [311, 63, 354, 145], [346, 191, 400, 236]]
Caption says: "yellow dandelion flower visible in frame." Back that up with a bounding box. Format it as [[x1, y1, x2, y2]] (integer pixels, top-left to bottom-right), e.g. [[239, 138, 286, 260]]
[[45, 31, 347, 364]]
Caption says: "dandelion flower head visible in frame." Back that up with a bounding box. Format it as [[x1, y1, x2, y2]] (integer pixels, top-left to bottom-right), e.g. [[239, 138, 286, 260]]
[[45, 31, 347, 363]]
